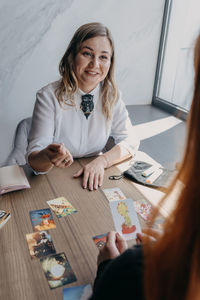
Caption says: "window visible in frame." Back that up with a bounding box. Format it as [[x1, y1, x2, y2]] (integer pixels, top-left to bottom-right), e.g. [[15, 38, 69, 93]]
[[153, 0, 200, 120]]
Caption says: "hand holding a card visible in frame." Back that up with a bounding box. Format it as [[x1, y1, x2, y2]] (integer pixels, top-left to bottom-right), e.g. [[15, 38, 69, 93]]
[[97, 231, 128, 265]]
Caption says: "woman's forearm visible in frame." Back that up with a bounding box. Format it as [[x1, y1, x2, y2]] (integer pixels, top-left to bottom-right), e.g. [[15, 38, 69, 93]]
[[28, 150, 53, 172], [103, 144, 132, 168]]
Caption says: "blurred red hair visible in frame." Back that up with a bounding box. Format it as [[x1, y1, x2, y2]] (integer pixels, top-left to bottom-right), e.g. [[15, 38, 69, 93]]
[[144, 34, 200, 300]]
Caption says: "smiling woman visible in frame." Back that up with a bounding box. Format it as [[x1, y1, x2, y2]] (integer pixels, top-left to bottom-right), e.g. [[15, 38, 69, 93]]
[[26, 22, 140, 190], [74, 36, 112, 93]]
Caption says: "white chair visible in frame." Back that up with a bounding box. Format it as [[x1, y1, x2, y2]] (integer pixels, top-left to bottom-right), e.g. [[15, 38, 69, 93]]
[[3, 117, 32, 166]]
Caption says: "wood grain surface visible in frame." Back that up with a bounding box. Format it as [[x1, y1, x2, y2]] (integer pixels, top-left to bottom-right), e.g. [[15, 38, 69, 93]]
[[0, 159, 151, 300]]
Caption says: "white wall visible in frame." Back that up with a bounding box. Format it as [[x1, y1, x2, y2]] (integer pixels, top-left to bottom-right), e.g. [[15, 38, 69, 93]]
[[0, 0, 164, 164]]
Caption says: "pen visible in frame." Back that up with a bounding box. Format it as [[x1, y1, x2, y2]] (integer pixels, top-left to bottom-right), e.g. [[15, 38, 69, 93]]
[[146, 169, 163, 184]]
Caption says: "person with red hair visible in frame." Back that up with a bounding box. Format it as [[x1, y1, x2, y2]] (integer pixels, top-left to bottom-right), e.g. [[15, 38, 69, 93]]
[[90, 34, 200, 300]]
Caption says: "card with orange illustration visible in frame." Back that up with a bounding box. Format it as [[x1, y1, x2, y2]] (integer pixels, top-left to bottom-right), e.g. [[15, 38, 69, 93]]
[[47, 197, 77, 218], [29, 208, 56, 231]]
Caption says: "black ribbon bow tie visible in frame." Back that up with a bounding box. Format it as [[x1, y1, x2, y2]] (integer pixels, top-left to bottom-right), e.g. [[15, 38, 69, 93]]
[[80, 94, 94, 119]]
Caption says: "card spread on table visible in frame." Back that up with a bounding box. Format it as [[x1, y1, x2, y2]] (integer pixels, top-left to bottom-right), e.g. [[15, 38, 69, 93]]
[[63, 284, 92, 300], [134, 199, 153, 221], [40, 252, 77, 289], [103, 187, 126, 202], [29, 208, 56, 231], [92, 233, 107, 249], [0, 210, 11, 229], [109, 198, 141, 240], [26, 230, 56, 259], [47, 197, 77, 218]]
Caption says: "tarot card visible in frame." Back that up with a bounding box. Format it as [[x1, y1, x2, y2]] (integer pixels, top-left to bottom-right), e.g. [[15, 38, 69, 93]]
[[134, 199, 153, 221], [109, 198, 141, 240], [29, 208, 56, 231], [0, 210, 11, 229], [63, 284, 92, 300], [25, 230, 56, 259], [153, 215, 165, 230], [103, 187, 126, 202], [40, 252, 77, 289], [92, 233, 107, 249], [47, 197, 77, 218]]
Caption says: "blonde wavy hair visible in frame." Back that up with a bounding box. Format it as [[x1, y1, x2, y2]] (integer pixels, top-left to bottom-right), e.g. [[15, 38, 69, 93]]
[[55, 22, 118, 120]]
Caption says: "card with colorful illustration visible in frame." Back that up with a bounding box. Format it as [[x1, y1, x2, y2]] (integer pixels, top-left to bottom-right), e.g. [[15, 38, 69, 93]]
[[63, 284, 92, 300], [92, 233, 107, 249], [103, 187, 126, 202], [25, 230, 56, 259], [40, 252, 77, 289], [109, 198, 141, 240], [134, 199, 153, 221], [47, 197, 77, 218], [29, 208, 56, 231]]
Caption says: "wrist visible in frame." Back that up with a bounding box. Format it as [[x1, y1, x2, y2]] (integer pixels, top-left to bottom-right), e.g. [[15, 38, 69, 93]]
[[102, 154, 110, 168]]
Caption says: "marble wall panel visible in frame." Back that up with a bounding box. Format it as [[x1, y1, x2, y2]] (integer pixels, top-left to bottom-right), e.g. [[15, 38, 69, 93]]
[[0, 0, 164, 164]]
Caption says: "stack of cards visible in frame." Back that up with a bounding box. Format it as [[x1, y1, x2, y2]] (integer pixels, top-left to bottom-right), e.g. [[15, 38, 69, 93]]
[[0, 210, 11, 229], [26, 197, 78, 289], [103, 188, 141, 240]]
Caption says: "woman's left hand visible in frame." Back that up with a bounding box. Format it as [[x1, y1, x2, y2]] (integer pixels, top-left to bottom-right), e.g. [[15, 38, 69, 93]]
[[73, 156, 107, 190], [97, 231, 128, 265]]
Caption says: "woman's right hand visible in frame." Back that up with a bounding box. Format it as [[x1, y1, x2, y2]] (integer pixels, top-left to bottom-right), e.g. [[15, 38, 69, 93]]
[[44, 143, 73, 168], [97, 231, 128, 265], [136, 228, 162, 245], [28, 143, 73, 172]]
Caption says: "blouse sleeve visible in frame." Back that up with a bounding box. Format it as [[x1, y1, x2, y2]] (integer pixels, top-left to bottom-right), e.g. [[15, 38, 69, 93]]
[[26, 85, 58, 161], [110, 91, 140, 156]]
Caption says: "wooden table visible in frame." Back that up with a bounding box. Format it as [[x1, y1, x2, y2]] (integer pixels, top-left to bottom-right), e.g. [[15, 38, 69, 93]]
[[0, 157, 158, 300]]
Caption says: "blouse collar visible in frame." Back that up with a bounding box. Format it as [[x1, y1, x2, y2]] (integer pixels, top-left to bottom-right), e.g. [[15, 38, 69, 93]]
[[78, 84, 100, 99]]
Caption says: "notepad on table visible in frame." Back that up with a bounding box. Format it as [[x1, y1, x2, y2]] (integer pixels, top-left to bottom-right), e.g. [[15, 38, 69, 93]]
[[0, 165, 30, 195]]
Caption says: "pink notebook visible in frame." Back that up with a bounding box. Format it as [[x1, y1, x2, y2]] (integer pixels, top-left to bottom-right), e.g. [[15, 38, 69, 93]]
[[0, 165, 30, 195]]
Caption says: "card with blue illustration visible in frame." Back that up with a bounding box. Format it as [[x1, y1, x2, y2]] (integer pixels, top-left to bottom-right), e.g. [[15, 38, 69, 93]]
[[29, 208, 56, 231], [40, 252, 77, 289]]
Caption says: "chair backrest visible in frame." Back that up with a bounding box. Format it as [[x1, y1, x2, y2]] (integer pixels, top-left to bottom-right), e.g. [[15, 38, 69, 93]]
[[3, 117, 32, 166]]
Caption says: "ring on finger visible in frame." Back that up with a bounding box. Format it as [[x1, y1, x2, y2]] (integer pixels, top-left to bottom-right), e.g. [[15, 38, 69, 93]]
[[63, 158, 67, 163]]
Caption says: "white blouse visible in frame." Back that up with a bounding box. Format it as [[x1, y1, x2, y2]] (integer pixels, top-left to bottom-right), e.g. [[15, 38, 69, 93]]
[[26, 81, 139, 160]]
